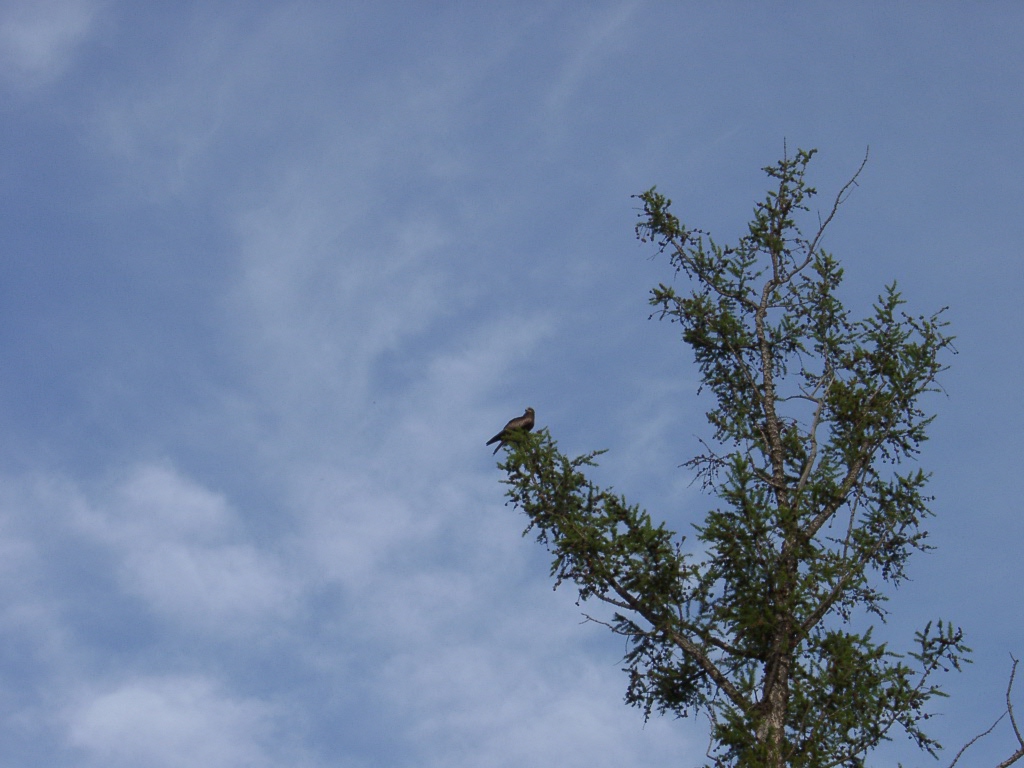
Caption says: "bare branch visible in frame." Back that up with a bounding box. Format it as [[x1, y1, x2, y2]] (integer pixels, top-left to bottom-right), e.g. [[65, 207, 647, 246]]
[[948, 655, 1023, 768], [948, 713, 1005, 768], [774, 147, 870, 285], [997, 745, 1024, 768], [805, 148, 870, 260], [795, 377, 831, 496], [1008, 656, 1022, 749], [997, 655, 1024, 768]]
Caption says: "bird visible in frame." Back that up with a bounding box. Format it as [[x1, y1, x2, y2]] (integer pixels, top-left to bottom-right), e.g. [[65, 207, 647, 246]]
[[486, 407, 535, 454]]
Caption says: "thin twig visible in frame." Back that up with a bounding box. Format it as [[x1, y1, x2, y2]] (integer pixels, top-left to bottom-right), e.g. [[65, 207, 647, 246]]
[[805, 148, 870, 260], [948, 713, 1006, 768], [949, 655, 1024, 768]]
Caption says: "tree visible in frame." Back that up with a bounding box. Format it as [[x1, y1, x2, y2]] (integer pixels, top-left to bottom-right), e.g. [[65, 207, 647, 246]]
[[497, 148, 971, 768]]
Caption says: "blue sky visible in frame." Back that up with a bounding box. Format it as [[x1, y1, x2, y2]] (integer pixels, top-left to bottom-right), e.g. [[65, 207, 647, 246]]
[[1, 2, 1022, 766]]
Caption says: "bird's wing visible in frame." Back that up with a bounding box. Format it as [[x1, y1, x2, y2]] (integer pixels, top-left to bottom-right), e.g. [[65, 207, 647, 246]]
[[505, 415, 531, 432], [488, 415, 524, 443], [486, 409, 535, 448]]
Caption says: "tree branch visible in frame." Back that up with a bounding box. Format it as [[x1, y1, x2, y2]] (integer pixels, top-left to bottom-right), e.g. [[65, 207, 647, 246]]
[[804, 148, 870, 263], [947, 656, 1022, 768], [604, 574, 754, 716], [1008, 656, 1023, 750]]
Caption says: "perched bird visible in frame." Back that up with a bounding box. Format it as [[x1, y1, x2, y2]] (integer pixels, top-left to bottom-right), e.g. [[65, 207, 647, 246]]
[[486, 407, 535, 454]]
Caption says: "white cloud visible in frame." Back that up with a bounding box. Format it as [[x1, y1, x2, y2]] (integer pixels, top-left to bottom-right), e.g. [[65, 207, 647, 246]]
[[66, 676, 280, 768], [0, 0, 102, 87], [98, 463, 234, 541], [378, 623, 701, 768], [69, 463, 300, 636], [0, 472, 88, 666], [289, 473, 437, 591]]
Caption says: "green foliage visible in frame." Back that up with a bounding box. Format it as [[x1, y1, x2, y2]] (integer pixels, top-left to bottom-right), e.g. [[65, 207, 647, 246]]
[[498, 149, 967, 768]]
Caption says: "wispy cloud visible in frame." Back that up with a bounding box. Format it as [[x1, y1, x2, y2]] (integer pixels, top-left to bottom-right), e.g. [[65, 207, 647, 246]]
[[542, 2, 641, 121], [2, 3, 1023, 766], [0, 0, 103, 88]]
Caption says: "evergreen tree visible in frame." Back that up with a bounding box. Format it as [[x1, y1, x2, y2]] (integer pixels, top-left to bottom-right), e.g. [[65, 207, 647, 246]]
[[498, 149, 970, 768]]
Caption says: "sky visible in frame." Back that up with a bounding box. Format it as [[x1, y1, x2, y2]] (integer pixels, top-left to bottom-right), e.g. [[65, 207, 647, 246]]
[[1, 2, 1022, 766]]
